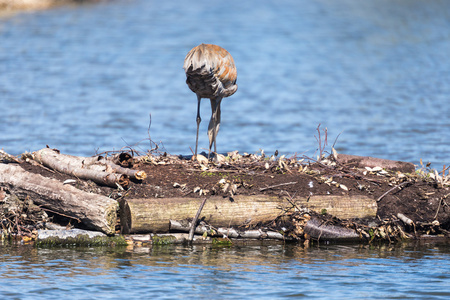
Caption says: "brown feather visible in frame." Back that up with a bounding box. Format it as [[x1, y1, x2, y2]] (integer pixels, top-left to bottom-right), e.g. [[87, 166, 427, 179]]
[[183, 44, 237, 99], [183, 44, 238, 158]]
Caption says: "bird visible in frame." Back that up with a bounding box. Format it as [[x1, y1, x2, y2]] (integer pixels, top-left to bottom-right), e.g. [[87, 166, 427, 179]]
[[183, 43, 238, 159]]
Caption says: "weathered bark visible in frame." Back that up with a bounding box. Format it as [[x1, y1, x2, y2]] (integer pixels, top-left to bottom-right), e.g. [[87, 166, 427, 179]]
[[300, 194, 377, 219], [335, 153, 415, 173], [169, 219, 290, 240], [120, 195, 282, 234], [188, 197, 208, 242], [304, 217, 361, 241], [120, 194, 377, 234], [0, 163, 117, 234], [37, 228, 106, 240], [32, 148, 147, 187]]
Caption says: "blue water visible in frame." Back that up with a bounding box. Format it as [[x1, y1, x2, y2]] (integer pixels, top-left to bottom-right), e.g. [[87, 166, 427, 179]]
[[1, 0, 450, 298], [0, 0, 449, 169], [1, 242, 449, 299]]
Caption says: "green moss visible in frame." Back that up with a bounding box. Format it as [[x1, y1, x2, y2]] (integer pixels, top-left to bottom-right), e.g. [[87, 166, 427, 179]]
[[200, 171, 226, 178], [36, 234, 127, 247], [151, 235, 177, 245], [212, 238, 233, 246]]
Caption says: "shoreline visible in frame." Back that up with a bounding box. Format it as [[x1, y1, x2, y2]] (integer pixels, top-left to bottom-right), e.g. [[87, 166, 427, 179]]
[[0, 0, 101, 18]]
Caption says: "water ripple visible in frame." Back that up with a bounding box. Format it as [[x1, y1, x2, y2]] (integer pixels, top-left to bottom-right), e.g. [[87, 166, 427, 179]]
[[0, 0, 449, 168]]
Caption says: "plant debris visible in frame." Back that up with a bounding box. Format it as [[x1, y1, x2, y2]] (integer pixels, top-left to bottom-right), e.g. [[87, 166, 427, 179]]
[[1, 147, 449, 245]]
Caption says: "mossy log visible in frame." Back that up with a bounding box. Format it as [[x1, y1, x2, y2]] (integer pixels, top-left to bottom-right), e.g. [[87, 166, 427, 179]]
[[125, 233, 285, 246], [36, 229, 127, 247], [0, 163, 117, 235], [120, 194, 377, 234]]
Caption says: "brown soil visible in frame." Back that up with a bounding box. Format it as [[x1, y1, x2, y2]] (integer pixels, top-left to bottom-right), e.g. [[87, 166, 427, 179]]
[[20, 152, 450, 230]]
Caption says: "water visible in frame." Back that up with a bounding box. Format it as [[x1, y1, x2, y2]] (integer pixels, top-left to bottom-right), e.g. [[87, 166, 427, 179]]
[[0, 0, 449, 169], [1, 242, 449, 299], [1, 0, 450, 298]]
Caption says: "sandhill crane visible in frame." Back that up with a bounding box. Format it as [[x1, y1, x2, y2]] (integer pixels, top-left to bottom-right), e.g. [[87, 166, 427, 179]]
[[183, 44, 238, 159]]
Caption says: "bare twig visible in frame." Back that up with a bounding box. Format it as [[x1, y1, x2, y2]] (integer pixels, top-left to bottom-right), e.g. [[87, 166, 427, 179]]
[[332, 131, 343, 149], [260, 182, 297, 191], [302, 155, 332, 169], [281, 191, 301, 211], [314, 124, 328, 159], [434, 198, 442, 220], [434, 193, 450, 219], [188, 197, 209, 242], [39, 207, 82, 223], [441, 165, 449, 177], [302, 154, 383, 185], [147, 113, 159, 152], [95, 114, 163, 158], [377, 181, 411, 202], [0, 150, 22, 163], [96, 146, 141, 158]]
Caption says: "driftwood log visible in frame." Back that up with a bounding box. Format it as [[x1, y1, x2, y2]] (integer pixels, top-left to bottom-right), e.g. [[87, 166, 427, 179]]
[[0, 163, 117, 234], [169, 219, 290, 240], [32, 148, 147, 188], [304, 217, 361, 241], [120, 194, 376, 234], [335, 153, 415, 173]]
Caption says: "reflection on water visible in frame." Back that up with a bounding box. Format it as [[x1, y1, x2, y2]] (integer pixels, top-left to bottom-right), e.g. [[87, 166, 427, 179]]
[[1, 242, 449, 298], [0, 0, 449, 169]]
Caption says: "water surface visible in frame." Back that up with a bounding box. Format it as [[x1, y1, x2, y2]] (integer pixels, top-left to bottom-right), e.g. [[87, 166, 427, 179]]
[[1, 1, 450, 298], [0, 0, 449, 169], [1, 242, 449, 299]]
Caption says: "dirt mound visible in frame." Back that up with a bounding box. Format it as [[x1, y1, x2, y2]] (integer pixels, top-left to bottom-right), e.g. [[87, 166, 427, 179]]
[[2, 149, 449, 243]]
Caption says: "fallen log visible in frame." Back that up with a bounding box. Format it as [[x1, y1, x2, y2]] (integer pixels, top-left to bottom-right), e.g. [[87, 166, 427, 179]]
[[126, 233, 208, 245], [301, 195, 377, 219], [32, 148, 147, 187], [169, 219, 290, 240], [36, 229, 127, 247], [304, 217, 361, 241], [37, 228, 106, 239], [0, 163, 117, 235], [335, 154, 415, 173], [120, 194, 377, 234], [125, 233, 285, 246]]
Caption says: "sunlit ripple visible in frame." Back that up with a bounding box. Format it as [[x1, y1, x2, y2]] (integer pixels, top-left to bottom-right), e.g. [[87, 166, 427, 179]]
[[0, 0, 449, 169], [1, 243, 449, 298]]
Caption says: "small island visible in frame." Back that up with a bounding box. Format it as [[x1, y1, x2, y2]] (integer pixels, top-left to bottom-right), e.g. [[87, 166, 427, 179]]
[[1, 146, 448, 247]]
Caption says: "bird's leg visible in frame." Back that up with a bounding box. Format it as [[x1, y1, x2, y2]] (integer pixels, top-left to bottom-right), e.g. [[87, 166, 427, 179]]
[[208, 97, 222, 159], [214, 99, 222, 154], [195, 95, 202, 157]]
